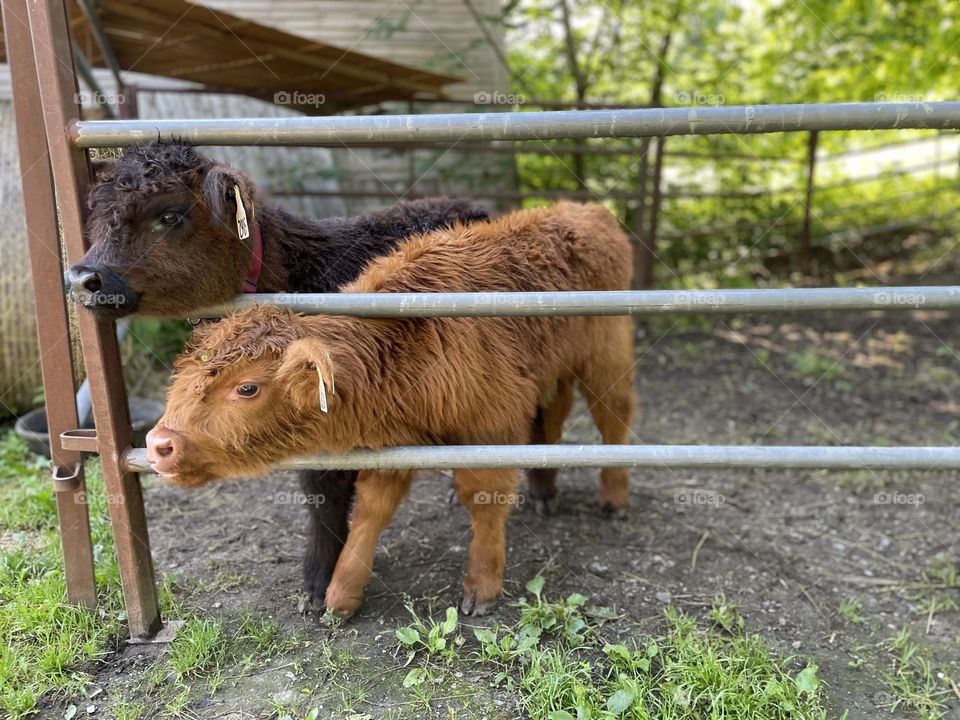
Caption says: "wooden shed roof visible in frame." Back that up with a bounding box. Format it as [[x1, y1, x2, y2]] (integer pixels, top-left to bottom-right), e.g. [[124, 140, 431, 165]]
[[0, 0, 460, 113]]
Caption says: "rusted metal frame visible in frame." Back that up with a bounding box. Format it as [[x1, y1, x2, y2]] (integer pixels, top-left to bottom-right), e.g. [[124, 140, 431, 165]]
[[3, 0, 97, 608], [28, 0, 162, 639], [799, 130, 819, 275]]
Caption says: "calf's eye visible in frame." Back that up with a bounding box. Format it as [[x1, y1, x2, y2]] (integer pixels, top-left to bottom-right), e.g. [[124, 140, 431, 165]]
[[159, 210, 182, 226], [236, 384, 259, 398]]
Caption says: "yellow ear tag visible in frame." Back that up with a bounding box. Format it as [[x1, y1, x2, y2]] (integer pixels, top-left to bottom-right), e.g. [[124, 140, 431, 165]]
[[234, 185, 250, 240], [317, 366, 328, 414]]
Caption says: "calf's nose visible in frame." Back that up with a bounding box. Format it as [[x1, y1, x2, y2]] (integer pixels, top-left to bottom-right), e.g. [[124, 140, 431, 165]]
[[64, 263, 138, 313], [146, 425, 182, 466], [65, 265, 104, 296]]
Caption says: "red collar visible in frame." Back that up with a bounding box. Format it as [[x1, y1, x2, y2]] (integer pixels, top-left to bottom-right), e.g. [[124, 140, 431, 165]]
[[243, 221, 263, 293]]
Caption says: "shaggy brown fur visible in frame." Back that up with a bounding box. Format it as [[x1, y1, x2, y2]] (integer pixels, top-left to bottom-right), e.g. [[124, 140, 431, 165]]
[[69, 141, 492, 613], [147, 202, 636, 616]]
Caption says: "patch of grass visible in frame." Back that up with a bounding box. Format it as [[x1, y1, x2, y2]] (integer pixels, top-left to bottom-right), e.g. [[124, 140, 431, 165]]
[[108, 692, 144, 720], [709, 593, 745, 634], [787, 350, 847, 384], [838, 598, 865, 625], [913, 554, 959, 629], [167, 618, 228, 680], [396, 604, 461, 662], [0, 432, 124, 719], [401, 577, 836, 719], [880, 626, 952, 719]]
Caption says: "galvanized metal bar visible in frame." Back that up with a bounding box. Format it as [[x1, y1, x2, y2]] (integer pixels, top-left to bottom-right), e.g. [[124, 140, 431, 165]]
[[3, 0, 97, 608], [125, 445, 960, 472], [193, 286, 960, 319], [29, 0, 162, 640], [70, 102, 960, 147]]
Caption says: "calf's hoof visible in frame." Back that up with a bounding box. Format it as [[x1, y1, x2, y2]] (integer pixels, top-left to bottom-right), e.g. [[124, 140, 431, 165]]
[[530, 495, 557, 517], [297, 591, 322, 617], [319, 608, 353, 627], [600, 502, 628, 520], [459, 589, 499, 616], [324, 584, 363, 620]]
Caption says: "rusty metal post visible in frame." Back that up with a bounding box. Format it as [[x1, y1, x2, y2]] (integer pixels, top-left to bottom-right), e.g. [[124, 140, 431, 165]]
[[118, 85, 139, 120], [799, 130, 819, 276], [27, 0, 162, 639], [3, 0, 97, 608]]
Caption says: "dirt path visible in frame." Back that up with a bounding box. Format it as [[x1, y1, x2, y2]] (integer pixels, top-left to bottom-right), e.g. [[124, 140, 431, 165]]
[[47, 303, 960, 719]]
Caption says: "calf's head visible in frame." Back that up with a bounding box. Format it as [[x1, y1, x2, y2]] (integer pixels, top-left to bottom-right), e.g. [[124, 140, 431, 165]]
[[68, 142, 258, 317], [146, 306, 343, 486]]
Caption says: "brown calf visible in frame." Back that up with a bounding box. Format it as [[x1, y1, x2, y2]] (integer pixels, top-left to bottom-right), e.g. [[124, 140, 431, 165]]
[[147, 202, 636, 616]]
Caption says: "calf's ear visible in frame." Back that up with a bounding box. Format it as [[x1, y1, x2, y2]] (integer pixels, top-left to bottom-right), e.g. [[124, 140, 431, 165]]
[[202, 164, 256, 237], [277, 338, 337, 413]]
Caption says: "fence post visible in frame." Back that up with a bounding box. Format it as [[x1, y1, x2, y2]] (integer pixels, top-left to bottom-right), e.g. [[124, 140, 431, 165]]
[[27, 0, 162, 639], [3, 0, 97, 608], [800, 130, 819, 275], [631, 138, 652, 290], [640, 137, 667, 289]]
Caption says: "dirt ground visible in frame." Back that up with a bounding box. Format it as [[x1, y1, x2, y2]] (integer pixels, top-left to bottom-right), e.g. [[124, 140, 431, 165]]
[[41, 272, 960, 719]]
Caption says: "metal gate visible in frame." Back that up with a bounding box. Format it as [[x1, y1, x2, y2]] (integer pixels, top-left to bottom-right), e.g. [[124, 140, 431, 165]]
[[5, 0, 960, 639]]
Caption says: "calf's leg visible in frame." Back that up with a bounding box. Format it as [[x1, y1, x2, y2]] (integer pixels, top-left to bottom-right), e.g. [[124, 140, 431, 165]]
[[526, 378, 574, 516], [324, 470, 413, 618], [578, 320, 636, 516], [297, 469, 356, 615], [455, 468, 519, 616]]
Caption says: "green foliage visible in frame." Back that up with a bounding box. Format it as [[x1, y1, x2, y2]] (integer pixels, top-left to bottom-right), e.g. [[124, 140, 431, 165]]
[[837, 598, 865, 625], [466, 578, 833, 719], [168, 618, 228, 679], [880, 627, 953, 719], [396, 604, 462, 662], [0, 433, 123, 719], [127, 319, 193, 367], [501, 1, 960, 285]]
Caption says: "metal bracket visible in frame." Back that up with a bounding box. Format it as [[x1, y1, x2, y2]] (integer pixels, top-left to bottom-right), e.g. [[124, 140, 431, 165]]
[[127, 620, 184, 645], [52, 462, 81, 492], [60, 428, 98, 453]]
